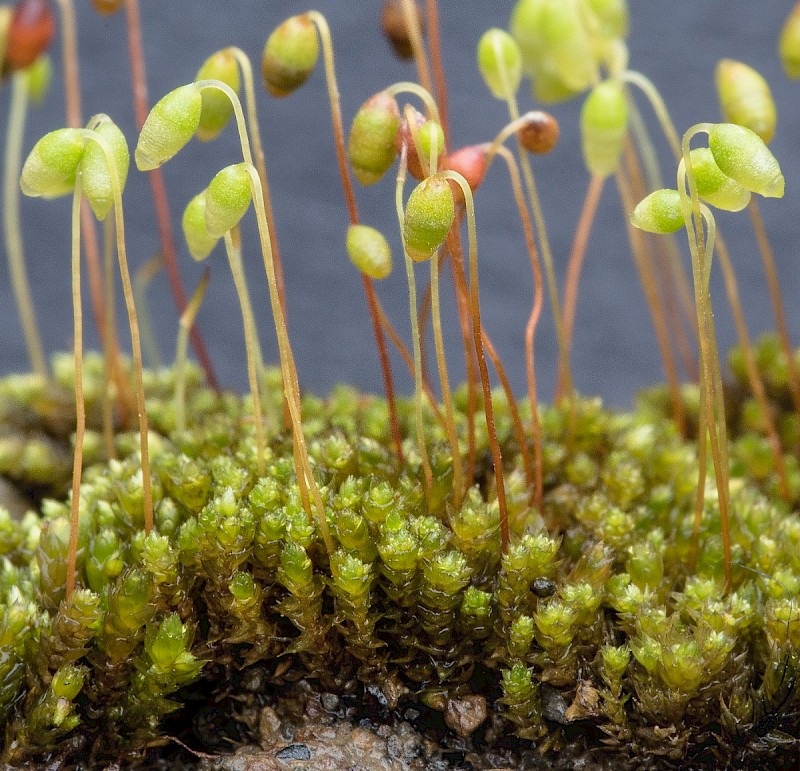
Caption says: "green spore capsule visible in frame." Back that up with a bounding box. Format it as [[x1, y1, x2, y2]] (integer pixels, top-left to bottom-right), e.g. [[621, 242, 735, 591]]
[[689, 147, 750, 212], [135, 84, 202, 171], [708, 122, 785, 198], [539, 0, 595, 91], [780, 4, 800, 79], [416, 119, 445, 170], [348, 91, 400, 186], [25, 52, 52, 104], [581, 78, 628, 177], [182, 192, 219, 261], [511, 0, 595, 99], [19, 127, 84, 198], [80, 117, 130, 220], [346, 224, 392, 280], [715, 59, 776, 143], [196, 49, 240, 141], [584, 0, 629, 42], [204, 162, 252, 238], [403, 173, 455, 262], [630, 189, 684, 234], [509, 0, 546, 71], [261, 14, 319, 97], [477, 28, 522, 100]]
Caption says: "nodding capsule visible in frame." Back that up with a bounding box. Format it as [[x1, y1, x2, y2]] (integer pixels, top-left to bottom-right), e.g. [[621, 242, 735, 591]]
[[261, 14, 319, 98], [779, 3, 800, 79], [90, 0, 124, 16], [348, 91, 401, 186], [443, 144, 490, 204], [4, 0, 55, 72], [708, 122, 785, 199], [477, 28, 522, 101], [195, 50, 240, 142], [346, 224, 393, 281], [580, 79, 628, 178], [715, 59, 776, 144], [518, 111, 560, 155], [403, 173, 456, 263], [396, 105, 428, 182], [381, 0, 423, 61]]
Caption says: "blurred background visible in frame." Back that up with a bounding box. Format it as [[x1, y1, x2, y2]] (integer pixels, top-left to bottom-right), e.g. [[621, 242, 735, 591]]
[[1, 2, 799, 408]]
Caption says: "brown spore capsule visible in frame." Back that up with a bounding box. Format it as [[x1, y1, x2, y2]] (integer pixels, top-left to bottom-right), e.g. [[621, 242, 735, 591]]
[[90, 0, 124, 16], [381, 0, 423, 61], [518, 111, 560, 155]]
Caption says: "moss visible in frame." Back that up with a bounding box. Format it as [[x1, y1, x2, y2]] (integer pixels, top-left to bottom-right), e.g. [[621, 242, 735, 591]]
[[0, 349, 796, 766]]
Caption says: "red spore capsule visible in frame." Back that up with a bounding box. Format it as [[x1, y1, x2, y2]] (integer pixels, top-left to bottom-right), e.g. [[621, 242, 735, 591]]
[[5, 0, 55, 71]]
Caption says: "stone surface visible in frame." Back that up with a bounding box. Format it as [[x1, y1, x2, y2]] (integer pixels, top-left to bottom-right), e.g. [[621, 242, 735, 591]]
[[443, 695, 488, 738]]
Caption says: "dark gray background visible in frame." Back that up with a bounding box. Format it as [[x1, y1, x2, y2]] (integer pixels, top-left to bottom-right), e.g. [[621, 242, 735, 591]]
[[2, 2, 799, 408]]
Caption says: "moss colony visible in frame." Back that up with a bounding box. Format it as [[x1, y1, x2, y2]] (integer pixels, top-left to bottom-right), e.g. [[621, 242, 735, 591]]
[[0, 338, 796, 767], [3, 0, 800, 768]]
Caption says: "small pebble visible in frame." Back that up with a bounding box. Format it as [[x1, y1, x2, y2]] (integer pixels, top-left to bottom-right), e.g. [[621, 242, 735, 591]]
[[258, 706, 282, 745], [444, 695, 488, 738], [350, 726, 376, 751], [275, 743, 311, 761], [532, 577, 557, 598], [321, 692, 340, 712], [304, 696, 324, 719], [386, 734, 403, 760], [542, 686, 571, 725], [240, 667, 266, 693], [366, 683, 389, 707]]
